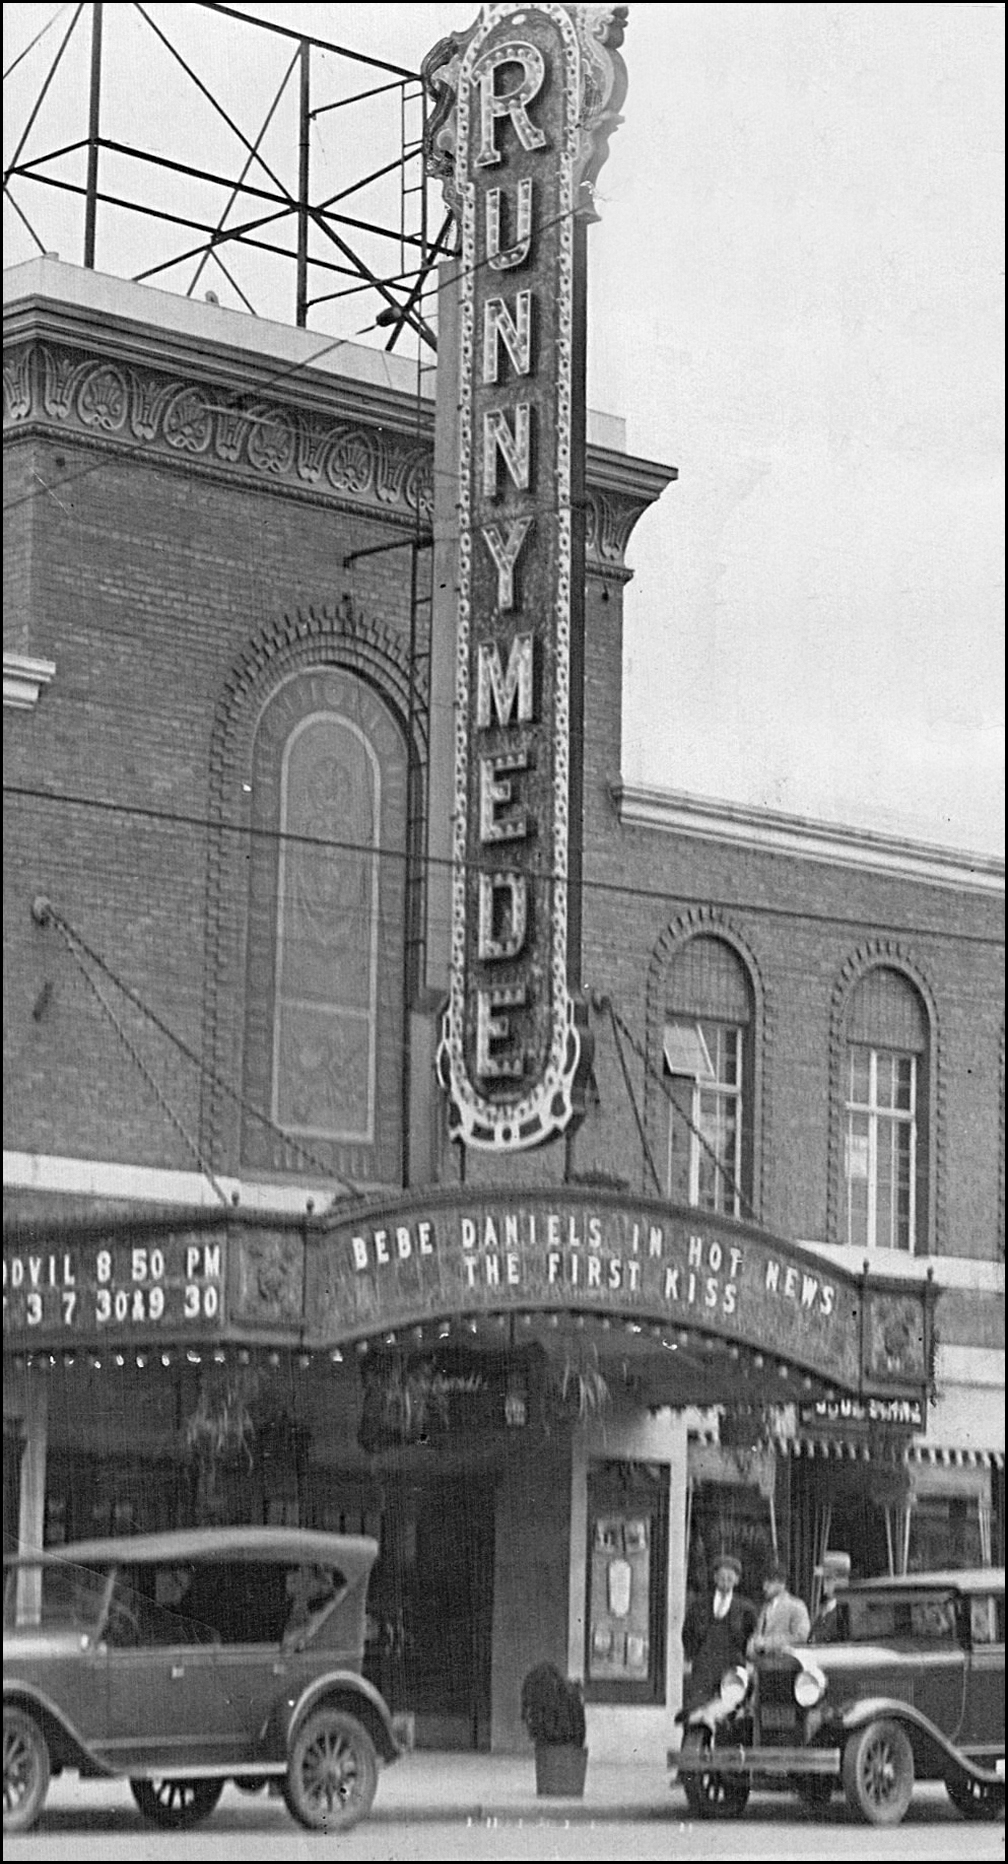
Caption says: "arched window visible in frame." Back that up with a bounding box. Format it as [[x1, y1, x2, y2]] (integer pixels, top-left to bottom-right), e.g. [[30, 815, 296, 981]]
[[662, 938, 754, 1216], [240, 668, 408, 1186], [842, 967, 928, 1253], [272, 713, 380, 1141]]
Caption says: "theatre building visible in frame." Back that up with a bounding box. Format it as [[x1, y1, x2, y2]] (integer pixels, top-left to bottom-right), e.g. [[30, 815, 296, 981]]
[[3, 7, 1004, 1765]]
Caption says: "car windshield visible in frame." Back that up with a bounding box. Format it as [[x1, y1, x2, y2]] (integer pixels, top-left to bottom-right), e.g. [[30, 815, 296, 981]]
[[93, 1557, 351, 1648], [839, 1591, 959, 1643], [3, 1558, 108, 1633]]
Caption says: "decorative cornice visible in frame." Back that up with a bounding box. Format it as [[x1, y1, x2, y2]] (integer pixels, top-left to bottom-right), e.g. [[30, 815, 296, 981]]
[[3, 332, 671, 576], [616, 782, 1005, 895], [4, 338, 433, 531], [3, 652, 55, 710]]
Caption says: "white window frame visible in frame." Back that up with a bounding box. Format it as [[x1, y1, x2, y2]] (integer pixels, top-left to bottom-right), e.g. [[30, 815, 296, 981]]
[[843, 1045, 917, 1252], [663, 1018, 743, 1218]]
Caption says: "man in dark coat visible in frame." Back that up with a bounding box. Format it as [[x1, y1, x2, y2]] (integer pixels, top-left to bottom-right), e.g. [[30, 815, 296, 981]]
[[809, 1550, 851, 1643], [682, 1554, 758, 1712]]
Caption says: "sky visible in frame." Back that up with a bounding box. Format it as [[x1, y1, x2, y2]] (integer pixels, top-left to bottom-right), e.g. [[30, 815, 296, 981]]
[[4, 2, 1004, 856]]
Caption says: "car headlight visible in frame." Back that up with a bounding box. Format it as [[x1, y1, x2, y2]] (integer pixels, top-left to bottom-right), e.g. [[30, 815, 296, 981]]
[[793, 1663, 827, 1708], [719, 1665, 750, 1710]]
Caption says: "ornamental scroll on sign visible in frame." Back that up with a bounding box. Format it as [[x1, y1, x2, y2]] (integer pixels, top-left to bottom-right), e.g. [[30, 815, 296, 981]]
[[424, 5, 628, 1151]]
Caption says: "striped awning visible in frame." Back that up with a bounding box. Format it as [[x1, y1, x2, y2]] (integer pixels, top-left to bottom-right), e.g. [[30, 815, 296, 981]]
[[790, 1439, 1001, 1468]]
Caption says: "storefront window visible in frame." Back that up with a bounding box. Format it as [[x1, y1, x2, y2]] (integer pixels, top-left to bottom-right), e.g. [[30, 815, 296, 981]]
[[908, 1494, 989, 1571], [584, 1461, 668, 1704]]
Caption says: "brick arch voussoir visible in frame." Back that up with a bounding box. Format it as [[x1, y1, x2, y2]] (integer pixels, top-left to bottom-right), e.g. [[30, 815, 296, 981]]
[[825, 938, 943, 1254], [200, 596, 423, 1172], [643, 906, 772, 1219]]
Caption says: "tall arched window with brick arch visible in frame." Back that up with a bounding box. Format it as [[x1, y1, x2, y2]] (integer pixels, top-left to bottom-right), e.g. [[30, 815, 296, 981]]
[[662, 937, 754, 1217], [240, 668, 408, 1186], [842, 966, 929, 1253]]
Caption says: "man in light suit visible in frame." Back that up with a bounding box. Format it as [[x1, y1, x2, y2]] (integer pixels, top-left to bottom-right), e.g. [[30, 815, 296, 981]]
[[747, 1561, 811, 1655]]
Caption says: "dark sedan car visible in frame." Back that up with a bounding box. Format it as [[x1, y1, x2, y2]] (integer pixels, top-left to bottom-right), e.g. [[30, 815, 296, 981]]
[[3, 1526, 404, 1834], [669, 1566, 1005, 1825]]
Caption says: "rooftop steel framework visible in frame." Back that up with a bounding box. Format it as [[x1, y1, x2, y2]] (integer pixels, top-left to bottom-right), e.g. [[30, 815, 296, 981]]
[[3, 1, 453, 351]]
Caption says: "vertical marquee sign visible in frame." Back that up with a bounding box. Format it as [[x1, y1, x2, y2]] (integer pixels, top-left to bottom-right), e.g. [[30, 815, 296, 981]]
[[424, 4, 628, 1150]]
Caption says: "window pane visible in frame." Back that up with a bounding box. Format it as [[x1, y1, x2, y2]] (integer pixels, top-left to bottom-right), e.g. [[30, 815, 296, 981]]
[[697, 1090, 738, 1215], [846, 1170, 869, 1249], [848, 1045, 870, 1104], [704, 1023, 741, 1086], [274, 718, 379, 1141], [665, 1076, 693, 1205], [664, 1021, 713, 1081], [665, 1015, 745, 1215], [845, 1112, 869, 1177], [894, 1055, 914, 1111], [843, 1044, 917, 1252]]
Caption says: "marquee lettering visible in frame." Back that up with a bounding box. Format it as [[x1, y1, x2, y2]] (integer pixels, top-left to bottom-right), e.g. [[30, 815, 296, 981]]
[[485, 178, 534, 268], [427, 5, 628, 1149], [472, 42, 548, 165]]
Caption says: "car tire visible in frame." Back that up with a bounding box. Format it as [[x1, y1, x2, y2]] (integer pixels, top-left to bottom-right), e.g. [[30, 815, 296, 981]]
[[946, 1771, 1006, 1821], [129, 1777, 225, 1828], [841, 1719, 914, 1826], [233, 1775, 269, 1795], [283, 1706, 378, 1832], [679, 1726, 751, 1821], [3, 1707, 50, 1835]]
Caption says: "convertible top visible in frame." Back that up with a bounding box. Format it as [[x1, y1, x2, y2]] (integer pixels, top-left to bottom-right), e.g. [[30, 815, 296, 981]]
[[845, 1566, 1004, 1596], [2, 1525, 379, 1578]]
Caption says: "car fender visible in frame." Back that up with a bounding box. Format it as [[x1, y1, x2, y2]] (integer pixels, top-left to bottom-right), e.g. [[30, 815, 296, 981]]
[[839, 1697, 999, 1785], [3, 1680, 114, 1776], [267, 1670, 402, 1765]]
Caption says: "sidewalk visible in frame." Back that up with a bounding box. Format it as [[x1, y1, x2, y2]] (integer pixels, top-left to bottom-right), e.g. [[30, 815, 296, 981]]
[[373, 1751, 673, 1822]]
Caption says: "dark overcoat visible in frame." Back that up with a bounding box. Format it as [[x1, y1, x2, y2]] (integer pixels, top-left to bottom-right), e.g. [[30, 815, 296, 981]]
[[682, 1592, 758, 1711]]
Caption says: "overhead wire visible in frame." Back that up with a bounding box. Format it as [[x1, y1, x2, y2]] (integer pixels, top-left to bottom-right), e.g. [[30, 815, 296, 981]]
[[31, 898, 367, 1198], [5, 782, 1001, 946]]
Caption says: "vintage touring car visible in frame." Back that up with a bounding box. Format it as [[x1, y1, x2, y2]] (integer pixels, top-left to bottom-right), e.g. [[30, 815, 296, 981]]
[[3, 1526, 404, 1834], [669, 1566, 1005, 1825]]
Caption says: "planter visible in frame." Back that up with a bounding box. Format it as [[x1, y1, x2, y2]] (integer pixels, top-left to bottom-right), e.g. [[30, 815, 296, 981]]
[[534, 1743, 588, 1798]]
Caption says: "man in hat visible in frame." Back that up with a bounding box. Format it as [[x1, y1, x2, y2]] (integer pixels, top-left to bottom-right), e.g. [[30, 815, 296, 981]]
[[810, 1551, 851, 1642], [747, 1561, 811, 1655], [681, 1553, 758, 1712]]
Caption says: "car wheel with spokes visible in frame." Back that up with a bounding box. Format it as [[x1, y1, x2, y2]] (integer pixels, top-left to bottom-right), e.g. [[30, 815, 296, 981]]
[[679, 1726, 750, 1820], [130, 1777, 225, 1828], [841, 1719, 914, 1826], [283, 1707, 378, 1832], [3, 1707, 50, 1835]]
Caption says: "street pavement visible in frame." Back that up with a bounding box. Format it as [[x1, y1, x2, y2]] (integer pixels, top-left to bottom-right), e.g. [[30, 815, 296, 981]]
[[8, 1763, 1001, 1864], [19, 1751, 675, 1825], [18, 1752, 979, 1825]]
